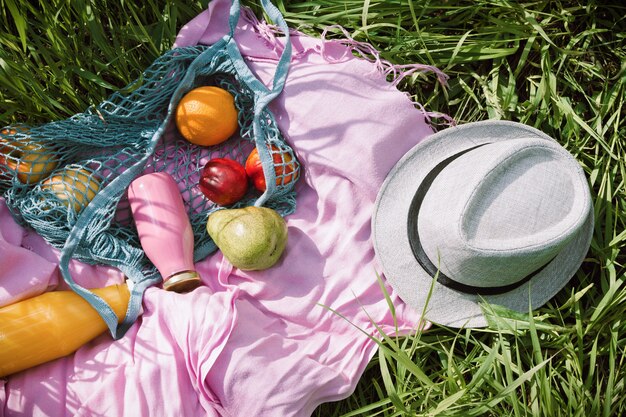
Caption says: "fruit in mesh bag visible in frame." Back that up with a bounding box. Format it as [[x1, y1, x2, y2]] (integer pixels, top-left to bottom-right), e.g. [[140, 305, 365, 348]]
[[175, 86, 239, 147], [199, 158, 249, 206], [0, 128, 59, 185], [245, 144, 299, 192], [41, 166, 102, 213]]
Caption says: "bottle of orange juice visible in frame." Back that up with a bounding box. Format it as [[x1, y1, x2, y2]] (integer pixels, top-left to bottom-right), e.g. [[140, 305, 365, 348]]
[[0, 284, 129, 377]]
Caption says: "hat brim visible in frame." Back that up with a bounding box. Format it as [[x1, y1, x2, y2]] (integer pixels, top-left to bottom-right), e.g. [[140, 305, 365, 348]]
[[372, 120, 594, 328]]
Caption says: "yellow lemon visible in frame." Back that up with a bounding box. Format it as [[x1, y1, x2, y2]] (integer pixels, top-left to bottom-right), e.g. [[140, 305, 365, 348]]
[[41, 167, 101, 213]]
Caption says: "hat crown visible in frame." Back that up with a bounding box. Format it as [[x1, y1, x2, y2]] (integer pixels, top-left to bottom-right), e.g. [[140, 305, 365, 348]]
[[417, 138, 591, 289], [373, 120, 595, 327]]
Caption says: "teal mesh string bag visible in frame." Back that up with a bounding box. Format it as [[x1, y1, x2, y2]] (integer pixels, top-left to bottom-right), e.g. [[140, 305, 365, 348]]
[[0, 0, 298, 339]]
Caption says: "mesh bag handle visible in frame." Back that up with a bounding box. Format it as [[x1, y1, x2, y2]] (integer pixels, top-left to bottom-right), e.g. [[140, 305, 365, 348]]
[[55, 0, 294, 339], [229, 0, 294, 208]]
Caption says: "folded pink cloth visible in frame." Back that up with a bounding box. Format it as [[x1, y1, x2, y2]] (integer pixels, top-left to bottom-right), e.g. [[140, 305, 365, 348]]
[[0, 201, 126, 308], [1, 1, 435, 415]]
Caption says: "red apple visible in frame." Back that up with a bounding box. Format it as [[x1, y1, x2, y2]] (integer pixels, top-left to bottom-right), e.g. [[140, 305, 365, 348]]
[[199, 158, 248, 206], [245, 145, 299, 192]]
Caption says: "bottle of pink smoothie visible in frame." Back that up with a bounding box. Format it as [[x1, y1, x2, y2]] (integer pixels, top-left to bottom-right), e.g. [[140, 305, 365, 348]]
[[128, 172, 201, 293]]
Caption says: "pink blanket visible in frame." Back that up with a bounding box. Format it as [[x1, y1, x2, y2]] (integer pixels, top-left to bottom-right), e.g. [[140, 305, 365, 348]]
[[1, 1, 436, 415]]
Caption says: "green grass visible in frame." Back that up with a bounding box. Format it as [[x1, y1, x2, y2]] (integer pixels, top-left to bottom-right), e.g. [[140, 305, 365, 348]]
[[1, 0, 625, 416]]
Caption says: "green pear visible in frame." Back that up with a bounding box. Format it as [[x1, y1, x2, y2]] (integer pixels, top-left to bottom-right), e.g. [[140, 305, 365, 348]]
[[207, 206, 288, 270]]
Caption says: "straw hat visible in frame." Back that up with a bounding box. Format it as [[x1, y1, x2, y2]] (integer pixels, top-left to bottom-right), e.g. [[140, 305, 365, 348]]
[[372, 120, 593, 327]]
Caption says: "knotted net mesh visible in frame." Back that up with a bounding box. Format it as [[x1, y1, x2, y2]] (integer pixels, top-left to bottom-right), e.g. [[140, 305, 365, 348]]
[[0, 44, 300, 281]]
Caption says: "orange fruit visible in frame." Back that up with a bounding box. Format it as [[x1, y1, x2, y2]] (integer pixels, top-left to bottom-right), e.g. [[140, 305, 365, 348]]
[[0, 128, 58, 185], [11, 142, 58, 184], [175, 86, 239, 147]]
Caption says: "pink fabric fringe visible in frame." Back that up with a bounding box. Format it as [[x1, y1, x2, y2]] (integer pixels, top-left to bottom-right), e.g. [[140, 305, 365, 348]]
[[239, 9, 455, 126]]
